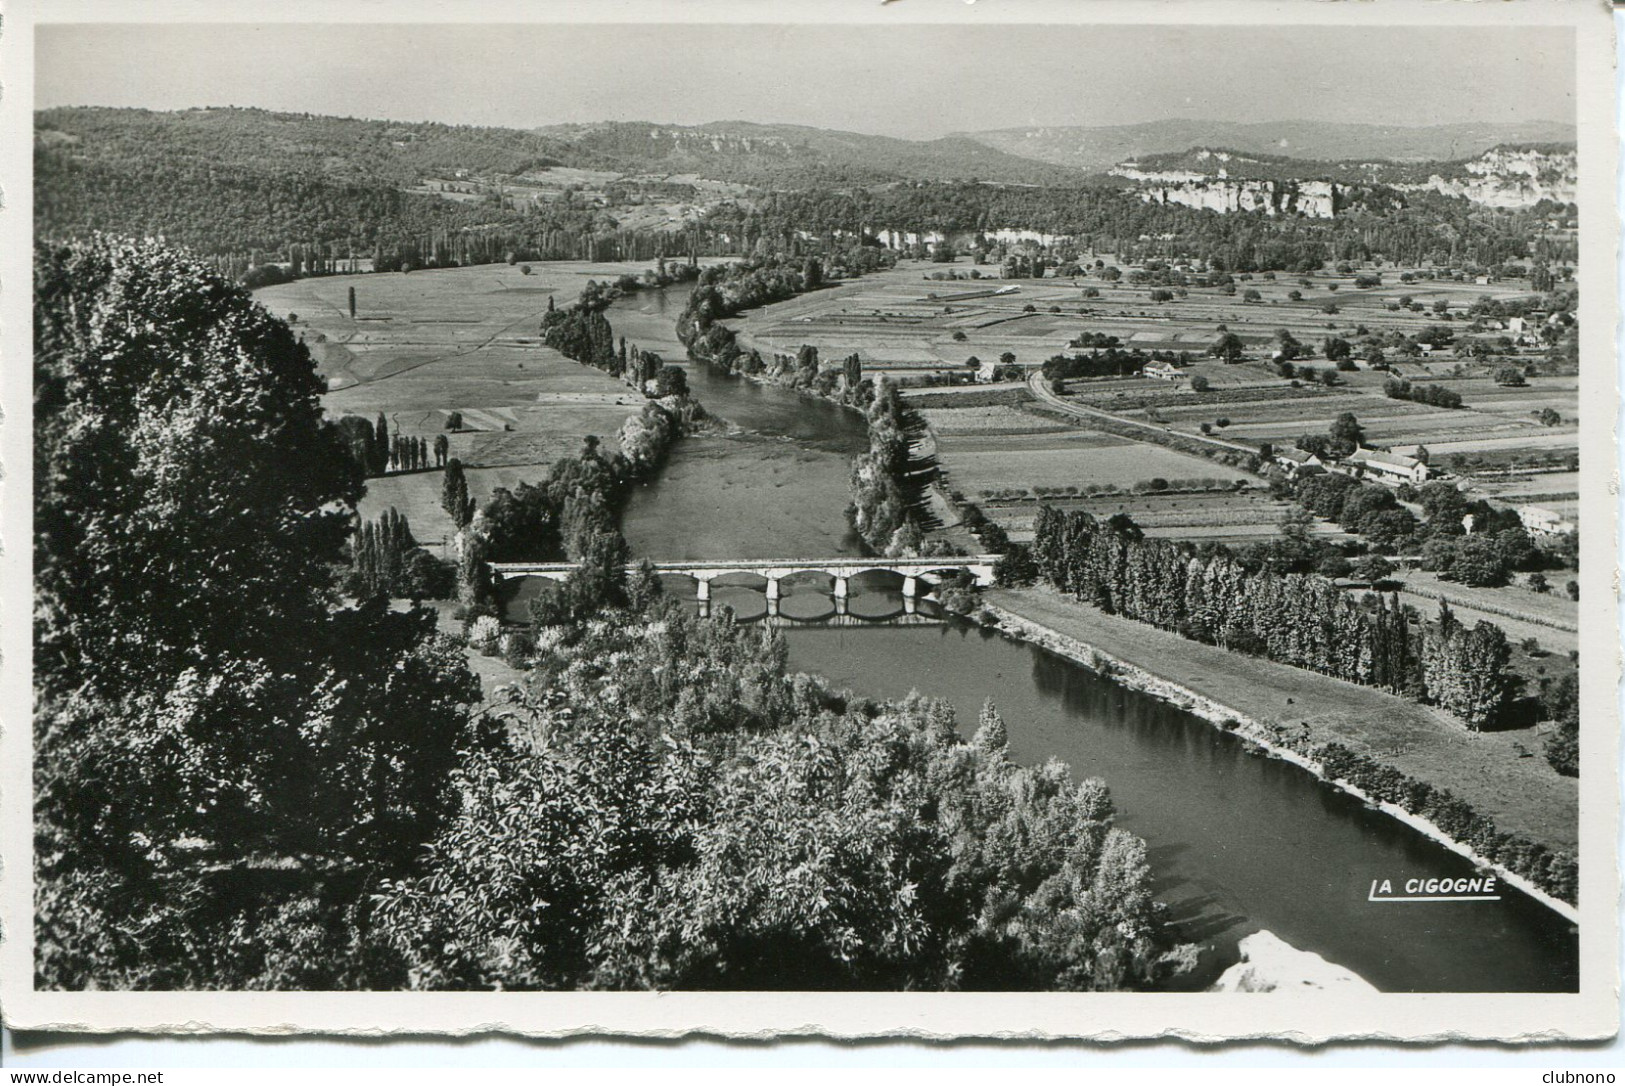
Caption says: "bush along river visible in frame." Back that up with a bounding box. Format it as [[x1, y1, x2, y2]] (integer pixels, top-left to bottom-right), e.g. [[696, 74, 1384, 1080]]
[[607, 286, 1580, 993]]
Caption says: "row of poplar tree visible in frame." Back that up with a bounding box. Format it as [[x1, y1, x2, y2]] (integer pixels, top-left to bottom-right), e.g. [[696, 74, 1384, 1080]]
[[336, 413, 451, 477], [349, 508, 453, 600], [1029, 506, 1515, 729]]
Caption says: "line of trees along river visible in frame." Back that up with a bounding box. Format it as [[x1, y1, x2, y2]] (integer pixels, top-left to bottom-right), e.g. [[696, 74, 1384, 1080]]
[[610, 283, 1579, 992]]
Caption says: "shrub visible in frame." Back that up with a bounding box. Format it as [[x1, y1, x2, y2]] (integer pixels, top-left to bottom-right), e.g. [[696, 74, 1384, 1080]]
[[468, 615, 503, 653]]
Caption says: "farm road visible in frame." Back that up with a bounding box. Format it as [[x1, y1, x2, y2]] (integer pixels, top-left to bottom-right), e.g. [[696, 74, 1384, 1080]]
[[1025, 371, 1257, 456]]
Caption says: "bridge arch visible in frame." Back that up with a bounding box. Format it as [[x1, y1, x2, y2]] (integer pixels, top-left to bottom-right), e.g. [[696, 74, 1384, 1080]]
[[487, 555, 1000, 618]]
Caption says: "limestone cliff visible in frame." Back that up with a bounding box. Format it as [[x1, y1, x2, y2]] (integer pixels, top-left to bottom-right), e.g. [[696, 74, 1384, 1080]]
[[1400, 146, 1577, 208]]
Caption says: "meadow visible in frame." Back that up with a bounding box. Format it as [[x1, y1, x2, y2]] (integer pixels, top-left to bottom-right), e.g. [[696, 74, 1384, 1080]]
[[937, 434, 1254, 499], [257, 261, 658, 552], [983, 488, 1334, 546]]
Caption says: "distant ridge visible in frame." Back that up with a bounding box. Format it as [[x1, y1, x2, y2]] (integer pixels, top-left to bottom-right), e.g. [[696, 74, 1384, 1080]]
[[530, 119, 1088, 186], [959, 119, 1578, 173]]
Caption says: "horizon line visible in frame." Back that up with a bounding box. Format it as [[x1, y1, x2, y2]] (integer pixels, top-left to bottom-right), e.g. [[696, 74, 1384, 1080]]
[[33, 101, 1580, 144]]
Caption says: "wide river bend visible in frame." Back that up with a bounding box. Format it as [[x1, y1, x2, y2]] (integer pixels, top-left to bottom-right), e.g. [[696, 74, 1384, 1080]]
[[608, 287, 1579, 992]]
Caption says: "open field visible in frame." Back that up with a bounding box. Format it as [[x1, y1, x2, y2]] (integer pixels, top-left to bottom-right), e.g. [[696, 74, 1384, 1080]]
[[1474, 470, 1580, 505], [1396, 596, 1578, 658], [1088, 378, 1573, 452], [918, 404, 1074, 435], [994, 587, 1578, 853], [723, 260, 1570, 552], [983, 488, 1351, 546], [256, 261, 665, 551], [938, 433, 1254, 499], [1396, 568, 1578, 631], [259, 263, 649, 439]]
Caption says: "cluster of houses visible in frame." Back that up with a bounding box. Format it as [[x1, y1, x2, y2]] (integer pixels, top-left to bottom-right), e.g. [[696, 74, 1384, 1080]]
[[1273, 446, 1431, 487], [1274, 446, 1576, 537], [1516, 504, 1577, 537]]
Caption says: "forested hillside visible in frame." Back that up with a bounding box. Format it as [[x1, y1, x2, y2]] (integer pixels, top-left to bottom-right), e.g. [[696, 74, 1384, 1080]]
[[37, 106, 1576, 279], [1120, 144, 1576, 186], [36, 107, 666, 270], [37, 106, 579, 186], [713, 182, 1571, 271], [535, 120, 1087, 187], [35, 107, 1079, 269]]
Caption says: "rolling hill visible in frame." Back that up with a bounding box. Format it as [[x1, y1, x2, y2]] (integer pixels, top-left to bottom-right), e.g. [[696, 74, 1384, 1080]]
[[531, 120, 1087, 187]]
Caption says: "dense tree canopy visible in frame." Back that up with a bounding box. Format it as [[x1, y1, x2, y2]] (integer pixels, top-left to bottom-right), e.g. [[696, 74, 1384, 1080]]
[[34, 236, 360, 691], [373, 601, 1193, 991], [34, 237, 480, 989]]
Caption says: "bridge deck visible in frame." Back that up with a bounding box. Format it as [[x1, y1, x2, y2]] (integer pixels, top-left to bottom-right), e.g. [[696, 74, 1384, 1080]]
[[490, 556, 1002, 573]]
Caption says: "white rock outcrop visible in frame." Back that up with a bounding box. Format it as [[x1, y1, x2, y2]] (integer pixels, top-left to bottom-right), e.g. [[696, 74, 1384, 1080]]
[[1210, 930, 1379, 994], [1133, 178, 1339, 219]]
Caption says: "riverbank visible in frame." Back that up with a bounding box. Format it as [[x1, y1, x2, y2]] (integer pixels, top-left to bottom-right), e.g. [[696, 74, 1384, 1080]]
[[984, 586, 1579, 922]]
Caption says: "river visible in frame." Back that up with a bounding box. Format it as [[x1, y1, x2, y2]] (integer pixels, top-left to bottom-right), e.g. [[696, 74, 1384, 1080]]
[[614, 285, 868, 559], [605, 287, 1580, 993]]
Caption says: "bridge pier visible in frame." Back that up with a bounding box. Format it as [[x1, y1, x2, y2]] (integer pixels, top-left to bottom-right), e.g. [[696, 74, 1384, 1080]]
[[489, 558, 1001, 620]]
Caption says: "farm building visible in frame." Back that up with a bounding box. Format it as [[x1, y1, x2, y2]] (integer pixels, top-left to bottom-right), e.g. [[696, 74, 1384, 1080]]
[[1144, 361, 1186, 382], [1274, 448, 1326, 478], [1337, 448, 1431, 487], [1517, 505, 1577, 537]]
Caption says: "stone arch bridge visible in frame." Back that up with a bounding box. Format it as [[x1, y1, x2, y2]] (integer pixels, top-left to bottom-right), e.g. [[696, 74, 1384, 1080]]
[[489, 556, 1000, 617]]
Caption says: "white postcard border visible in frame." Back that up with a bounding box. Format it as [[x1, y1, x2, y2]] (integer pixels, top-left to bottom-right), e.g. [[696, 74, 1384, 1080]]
[[0, 0, 1616, 1043]]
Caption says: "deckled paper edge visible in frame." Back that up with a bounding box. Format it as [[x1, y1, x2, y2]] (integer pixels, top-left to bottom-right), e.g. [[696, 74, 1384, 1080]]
[[0, 0, 1616, 1046]]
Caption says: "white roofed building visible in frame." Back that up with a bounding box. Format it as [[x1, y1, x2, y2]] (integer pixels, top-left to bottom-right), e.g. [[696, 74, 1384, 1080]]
[[1143, 361, 1186, 382], [1338, 448, 1430, 487], [1517, 505, 1576, 537]]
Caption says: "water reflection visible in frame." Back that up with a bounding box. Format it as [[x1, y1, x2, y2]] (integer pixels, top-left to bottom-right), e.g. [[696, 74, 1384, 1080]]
[[783, 624, 1580, 994], [605, 285, 1579, 994]]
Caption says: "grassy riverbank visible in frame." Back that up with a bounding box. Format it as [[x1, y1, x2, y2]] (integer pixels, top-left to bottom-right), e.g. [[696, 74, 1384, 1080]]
[[989, 586, 1577, 855]]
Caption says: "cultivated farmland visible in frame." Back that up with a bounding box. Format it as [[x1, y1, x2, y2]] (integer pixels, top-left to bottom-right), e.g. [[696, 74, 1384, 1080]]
[[257, 262, 658, 552]]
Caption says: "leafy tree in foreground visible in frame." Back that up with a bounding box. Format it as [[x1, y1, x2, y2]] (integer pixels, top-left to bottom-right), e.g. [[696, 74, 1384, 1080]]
[[373, 600, 1194, 991], [34, 237, 363, 689], [33, 236, 479, 989]]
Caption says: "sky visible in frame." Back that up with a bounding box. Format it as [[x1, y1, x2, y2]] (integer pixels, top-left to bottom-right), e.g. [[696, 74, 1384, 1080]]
[[36, 22, 1575, 140]]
